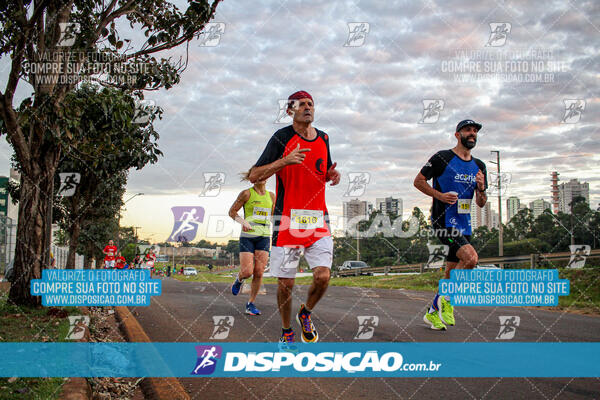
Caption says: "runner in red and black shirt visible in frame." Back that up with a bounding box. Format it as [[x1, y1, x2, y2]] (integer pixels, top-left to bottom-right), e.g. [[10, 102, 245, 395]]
[[249, 90, 340, 344], [115, 252, 126, 269], [103, 240, 117, 269]]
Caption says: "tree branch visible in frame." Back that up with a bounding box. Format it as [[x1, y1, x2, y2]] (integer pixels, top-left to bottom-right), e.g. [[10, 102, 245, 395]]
[[126, 0, 222, 59], [94, 0, 119, 37], [27, 0, 51, 28]]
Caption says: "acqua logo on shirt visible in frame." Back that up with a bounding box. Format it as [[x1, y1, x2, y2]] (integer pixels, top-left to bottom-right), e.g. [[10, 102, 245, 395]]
[[454, 173, 476, 184]]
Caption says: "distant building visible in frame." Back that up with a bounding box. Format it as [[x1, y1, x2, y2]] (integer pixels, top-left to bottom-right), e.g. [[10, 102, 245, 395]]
[[550, 171, 560, 214], [375, 197, 402, 216], [506, 196, 521, 222], [343, 199, 368, 222], [529, 199, 551, 219], [0, 169, 19, 266], [480, 202, 499, 229], [470, 200, 483, 230], [490, 212, 500, 229], [558, 178, 590, 213]]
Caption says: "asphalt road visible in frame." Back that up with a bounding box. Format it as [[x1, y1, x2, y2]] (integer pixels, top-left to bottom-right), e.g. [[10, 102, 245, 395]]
[[131, 277, 600, 400]]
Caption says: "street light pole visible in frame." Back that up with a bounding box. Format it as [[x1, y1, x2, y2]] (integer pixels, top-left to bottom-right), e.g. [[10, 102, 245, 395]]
[[490, 151, 503, 257], [117, 192, 144, 249], [357, 229, 360, 261]]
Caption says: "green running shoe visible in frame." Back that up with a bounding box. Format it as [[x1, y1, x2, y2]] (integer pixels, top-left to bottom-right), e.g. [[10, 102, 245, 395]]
[[438, 296, 455, 326], [423, 311, 447, 330]]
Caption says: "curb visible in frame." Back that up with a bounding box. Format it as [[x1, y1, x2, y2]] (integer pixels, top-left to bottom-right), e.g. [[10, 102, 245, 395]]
[[114, 306, 190, 400], [59, 306, 92, 400]]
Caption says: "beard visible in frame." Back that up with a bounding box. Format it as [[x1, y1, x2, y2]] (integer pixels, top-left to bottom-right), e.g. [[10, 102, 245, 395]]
[[461, 134, 477, 149]]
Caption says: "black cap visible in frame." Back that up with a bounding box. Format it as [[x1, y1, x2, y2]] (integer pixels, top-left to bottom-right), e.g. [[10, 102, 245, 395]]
[[456, 119, 482, 132]]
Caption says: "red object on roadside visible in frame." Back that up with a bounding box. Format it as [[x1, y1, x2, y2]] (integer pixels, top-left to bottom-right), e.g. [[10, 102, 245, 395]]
[[115, 256, 126, 269]]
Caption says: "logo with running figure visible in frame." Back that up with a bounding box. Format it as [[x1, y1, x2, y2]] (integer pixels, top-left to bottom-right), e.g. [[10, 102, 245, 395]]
[[567, 245, 590, 269], [419, 99, 444, 124], [426, 244, 449, 268], [209, 316, 234, 340], [198, 23, 225, 47], [280, 247, 302, 271], [485, 23, 511, 47], [487, 172, 512, 196], [496, 316, 520, 340], [57, 172, 81, 197], [561, 99, 585, 124], [274, 99, 299, 124], [200, 172, 226, 197], [57, 22, 80, 47], [344, 172, 371, 197], [168, 206, 205, 243], [354, 316, 379, 339], [133, 99, 157, 124], [65, 315, 90, 340], [191, 345, 222, 375], [344, 22, 370, 47]]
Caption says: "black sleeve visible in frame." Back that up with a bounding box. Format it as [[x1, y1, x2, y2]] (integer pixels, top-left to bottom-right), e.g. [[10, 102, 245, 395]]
[[254, 131, 286, 167], [420, 151, 451, 180], [323, 131, 333, 170], [474, 158, 488, 189]]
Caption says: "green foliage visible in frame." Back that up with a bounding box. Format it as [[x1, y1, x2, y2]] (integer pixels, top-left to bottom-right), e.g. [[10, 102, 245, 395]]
[[503, 238, 551, 256], [50, 84, 162, 264], [472, 201, 600, 259], [121, 243, 138, 263]]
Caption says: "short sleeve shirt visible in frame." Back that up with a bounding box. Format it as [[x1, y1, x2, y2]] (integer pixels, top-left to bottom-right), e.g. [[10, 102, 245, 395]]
[[103, 245, 117, 261], [420, 150, 487, 235], [255, 125, 333, 248]]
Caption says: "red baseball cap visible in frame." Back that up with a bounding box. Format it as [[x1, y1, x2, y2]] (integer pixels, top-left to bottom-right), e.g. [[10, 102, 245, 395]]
[[288, 90, 313, 102]]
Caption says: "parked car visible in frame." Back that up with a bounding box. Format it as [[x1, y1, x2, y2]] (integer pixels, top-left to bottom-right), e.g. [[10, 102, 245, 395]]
[[476, 264, 500, 269], [338, 260, 372, 276], [183, 267, 198, 276]]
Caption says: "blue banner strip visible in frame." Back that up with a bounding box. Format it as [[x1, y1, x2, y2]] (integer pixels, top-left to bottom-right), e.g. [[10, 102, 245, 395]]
[[1, 343, 599, 377]]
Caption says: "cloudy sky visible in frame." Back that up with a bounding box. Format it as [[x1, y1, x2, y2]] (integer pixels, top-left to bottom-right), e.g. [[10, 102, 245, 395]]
[[1, 0, 599, 244]]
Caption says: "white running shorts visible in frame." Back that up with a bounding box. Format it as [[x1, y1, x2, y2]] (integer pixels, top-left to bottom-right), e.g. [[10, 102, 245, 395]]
[[269, 236, 333, 278]]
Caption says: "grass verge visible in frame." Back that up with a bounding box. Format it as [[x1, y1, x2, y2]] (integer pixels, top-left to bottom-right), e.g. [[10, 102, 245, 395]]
[[0, 289, 80, 400]]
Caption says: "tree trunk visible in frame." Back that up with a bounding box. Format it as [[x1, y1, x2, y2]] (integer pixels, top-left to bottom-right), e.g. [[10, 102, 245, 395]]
[[66, 196, 81, 269], [66, 221, 81, 269], [8, 164, 56, 306]]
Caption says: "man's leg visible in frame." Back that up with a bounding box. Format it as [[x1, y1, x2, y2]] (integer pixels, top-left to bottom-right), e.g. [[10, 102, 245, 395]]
[[297, 237, 333, 343], [455, 244, 478, 269], [277, 278, 295, 329], [444, 261, 458, 279], [434, 242, 478, 327], [249, 250, 268, 304], [270, 245, 300, 342], [424, 231, 459, 330], [306, 266, 330, 310], [296, 267, 329, 343]]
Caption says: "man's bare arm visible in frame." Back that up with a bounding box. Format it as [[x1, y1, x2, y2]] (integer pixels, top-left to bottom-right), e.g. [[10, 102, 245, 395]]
[[248, 159, 288, 183], [475, 189, 487, 207], [475, 170, 487, 207], [414, 173, 457, 204], [248, 144, 310, 183]]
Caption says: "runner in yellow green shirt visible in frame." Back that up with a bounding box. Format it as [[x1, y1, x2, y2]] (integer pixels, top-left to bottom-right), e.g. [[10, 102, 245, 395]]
[[228, 171, 274, 315]]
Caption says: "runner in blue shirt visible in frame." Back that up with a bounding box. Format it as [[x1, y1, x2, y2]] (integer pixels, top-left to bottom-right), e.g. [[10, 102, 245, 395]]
[[414, 119, 488, 330]]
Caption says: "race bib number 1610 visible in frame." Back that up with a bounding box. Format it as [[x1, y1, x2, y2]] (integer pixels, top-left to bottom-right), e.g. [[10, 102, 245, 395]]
[[290, 209, 324, 230]]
